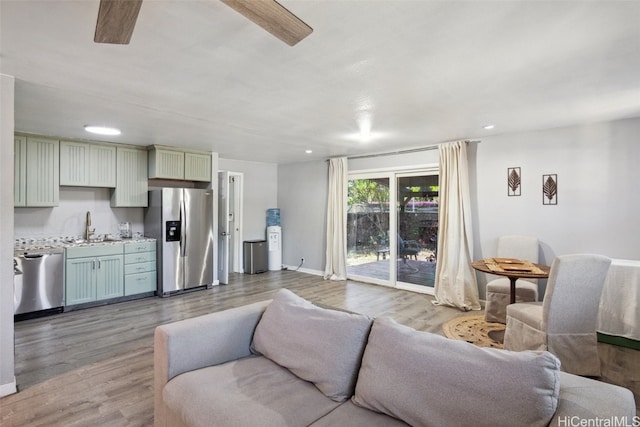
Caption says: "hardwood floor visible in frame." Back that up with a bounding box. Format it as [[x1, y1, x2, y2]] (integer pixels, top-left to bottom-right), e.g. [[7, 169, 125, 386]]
[[1, 271, 470, 426], [1, 271, 637, 425]]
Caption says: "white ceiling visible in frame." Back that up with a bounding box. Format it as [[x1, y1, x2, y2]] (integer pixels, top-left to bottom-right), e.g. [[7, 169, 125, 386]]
[[2, 1, 639, 164]]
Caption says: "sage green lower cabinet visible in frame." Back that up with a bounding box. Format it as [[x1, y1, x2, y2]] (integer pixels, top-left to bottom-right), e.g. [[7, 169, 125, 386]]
[[65, 244, 124, 306], [124, 241, 157, 296]]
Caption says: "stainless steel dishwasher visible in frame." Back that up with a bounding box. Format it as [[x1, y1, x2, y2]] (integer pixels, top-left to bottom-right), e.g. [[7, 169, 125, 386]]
[[14, 246, 64, 317]]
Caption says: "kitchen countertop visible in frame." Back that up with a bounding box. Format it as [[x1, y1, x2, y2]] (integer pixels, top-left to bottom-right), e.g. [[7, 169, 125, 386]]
[[64, 237, 156, 248], [14, 236, 156, 254]]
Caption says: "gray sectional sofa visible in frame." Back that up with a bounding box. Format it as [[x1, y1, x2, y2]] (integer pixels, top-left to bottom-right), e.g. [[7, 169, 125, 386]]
[[154, 289, 636, 427]]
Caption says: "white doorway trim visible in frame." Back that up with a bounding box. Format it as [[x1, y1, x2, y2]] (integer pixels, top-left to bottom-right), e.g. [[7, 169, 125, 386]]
[[229, 172, 244, 273]]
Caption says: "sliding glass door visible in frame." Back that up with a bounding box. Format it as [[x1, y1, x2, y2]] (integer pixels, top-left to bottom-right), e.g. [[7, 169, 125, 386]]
[[346, 176, 391, 285], [396, 173, 439, 292], [347, 169, 438, 293]]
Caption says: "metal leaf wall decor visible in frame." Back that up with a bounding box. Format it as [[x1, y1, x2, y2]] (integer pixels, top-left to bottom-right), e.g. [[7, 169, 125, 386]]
[[508, 167, 521, 196], [542, 174, 558, 205]]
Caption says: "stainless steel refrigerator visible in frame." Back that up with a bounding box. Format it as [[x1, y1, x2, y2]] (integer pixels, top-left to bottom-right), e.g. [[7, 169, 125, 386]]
[[144, 188, 214, 296]]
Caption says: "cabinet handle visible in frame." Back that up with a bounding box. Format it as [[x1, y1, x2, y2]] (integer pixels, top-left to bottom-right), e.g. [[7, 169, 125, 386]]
[[97, 259, 101, 269], [92, 260, 96, 270]]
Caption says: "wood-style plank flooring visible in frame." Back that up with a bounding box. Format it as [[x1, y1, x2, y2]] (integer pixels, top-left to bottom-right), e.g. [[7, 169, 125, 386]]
[[1, 271, 637, 425], [1, 271, 471, 426]]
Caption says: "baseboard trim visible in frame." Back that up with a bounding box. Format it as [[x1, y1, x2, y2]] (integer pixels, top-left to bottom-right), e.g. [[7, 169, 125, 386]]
[[0, 377, 17, 397], [283, 266, 324, 277]]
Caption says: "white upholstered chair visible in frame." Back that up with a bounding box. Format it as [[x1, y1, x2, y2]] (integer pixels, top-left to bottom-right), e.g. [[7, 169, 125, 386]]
[[503, 254, 611, 377], [484, 235, 539, 323]]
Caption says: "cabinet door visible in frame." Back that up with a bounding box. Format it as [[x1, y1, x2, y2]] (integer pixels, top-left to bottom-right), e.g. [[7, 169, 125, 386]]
[[184, 152, 211, 182], [60, 141, 90, 186], [111, 147, 148, 207], [66, 258, 97, 305], [26, 137, 59, 206], [89, 144, 116, 187], [96, 255, 124, 300], [61, 141, 116, 187], [14, 136, 27, 207], [148, 148, 184, 179]]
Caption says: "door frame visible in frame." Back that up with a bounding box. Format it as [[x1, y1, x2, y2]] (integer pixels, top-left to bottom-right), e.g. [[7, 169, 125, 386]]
[[229, 172, 244, 273], [217, 171, 230, 285]]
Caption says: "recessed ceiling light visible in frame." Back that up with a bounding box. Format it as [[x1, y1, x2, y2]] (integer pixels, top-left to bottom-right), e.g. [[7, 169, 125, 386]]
[[305, 149, 313, 154], [483, 124, 495, 130], [84, 125, 121, 136]]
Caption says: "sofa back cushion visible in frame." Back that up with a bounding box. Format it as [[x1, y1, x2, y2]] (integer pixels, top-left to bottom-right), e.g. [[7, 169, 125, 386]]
[[352, 317, 561, 427], [251, 289, 373, 402]]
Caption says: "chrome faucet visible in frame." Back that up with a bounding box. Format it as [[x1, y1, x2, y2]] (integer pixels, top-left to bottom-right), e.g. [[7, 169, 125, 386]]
[[85, 211, 95, 241]]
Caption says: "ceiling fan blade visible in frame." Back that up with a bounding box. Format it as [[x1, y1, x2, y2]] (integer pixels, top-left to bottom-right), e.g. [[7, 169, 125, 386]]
[[219, 0, 313, 46], [94, 0, 143, 44]]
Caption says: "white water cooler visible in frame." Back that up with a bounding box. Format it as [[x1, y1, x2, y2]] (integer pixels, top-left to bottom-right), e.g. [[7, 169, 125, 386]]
[[267, 226, 282, 271]]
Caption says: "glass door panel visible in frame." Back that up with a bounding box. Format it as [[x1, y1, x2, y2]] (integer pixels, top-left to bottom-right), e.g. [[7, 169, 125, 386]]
[[346, 177, 391, 285], [396, 174, 439, 290]]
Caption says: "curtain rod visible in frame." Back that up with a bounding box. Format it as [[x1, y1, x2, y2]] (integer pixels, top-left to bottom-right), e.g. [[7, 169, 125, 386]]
[[341, 139, 481, 161]]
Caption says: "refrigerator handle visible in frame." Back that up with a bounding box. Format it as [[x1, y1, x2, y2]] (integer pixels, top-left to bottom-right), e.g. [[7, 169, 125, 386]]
[[180, 198, 187, 257]]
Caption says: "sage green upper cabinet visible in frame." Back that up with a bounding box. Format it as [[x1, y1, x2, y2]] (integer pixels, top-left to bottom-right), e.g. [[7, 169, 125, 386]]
[[60, 141, 116, 187], [148, 145, 211, 182], [184, 151, 212, 182], [148, 146, 184, 180], [14, 136, 27, 207], [111, 146, 148, 207], [25, 136, 60, 207]]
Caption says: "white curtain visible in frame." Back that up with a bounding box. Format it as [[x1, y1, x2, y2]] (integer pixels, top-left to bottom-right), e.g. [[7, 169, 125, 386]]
[[433, 141, 481, 311], [324, 157, 348, 280]]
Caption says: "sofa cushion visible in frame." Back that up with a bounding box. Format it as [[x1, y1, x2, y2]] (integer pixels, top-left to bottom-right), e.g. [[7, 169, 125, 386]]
[[310, 400, 409, 427], [549, 372, 637, 425], [251, 288, 372, 402], [163, 355, 342, 427], [352, 317, 561, 427]]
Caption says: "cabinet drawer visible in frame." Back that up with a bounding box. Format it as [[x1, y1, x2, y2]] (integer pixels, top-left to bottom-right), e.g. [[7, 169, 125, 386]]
[[125, 271, 156, 296], [124, 241, 156, 254], [125, 251, 156, 265], [124, 261, 156, 275], [66, 243, 124, 259]]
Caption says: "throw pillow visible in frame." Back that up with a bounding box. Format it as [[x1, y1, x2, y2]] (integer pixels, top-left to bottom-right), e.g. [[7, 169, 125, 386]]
[[352, 317, 560, 427], [251, 288, 373, 402]]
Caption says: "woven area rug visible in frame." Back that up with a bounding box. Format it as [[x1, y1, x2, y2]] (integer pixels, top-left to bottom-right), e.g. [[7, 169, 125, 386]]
[[442, 315, 505, 349]]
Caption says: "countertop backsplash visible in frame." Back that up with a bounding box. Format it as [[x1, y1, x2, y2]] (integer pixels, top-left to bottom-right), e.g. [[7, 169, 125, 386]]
[[14, 187, 144, 239]]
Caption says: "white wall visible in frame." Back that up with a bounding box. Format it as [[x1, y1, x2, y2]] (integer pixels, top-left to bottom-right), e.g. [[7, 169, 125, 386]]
[[472, 117, 640, 295], [218, 158, 278, 241], [278, 160, 328, 273], [277, 149, 442, 273], [14, 188, 143, 239], [348, 148, 439, 172], [0, 74, 16, 396], [277, 118, 640, 297]]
